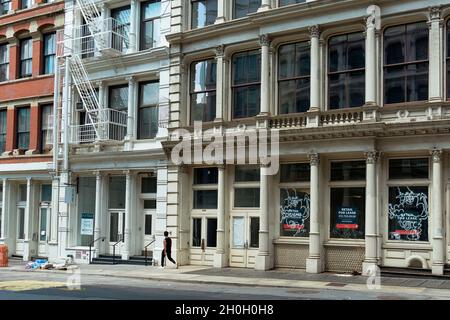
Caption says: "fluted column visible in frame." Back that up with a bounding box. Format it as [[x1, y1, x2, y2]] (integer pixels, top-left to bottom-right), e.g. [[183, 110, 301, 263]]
[[214, 165, 227, 267], [23, 178, 34, 261], [431, 149, 444, 275], [428, 6, 444, 102], [215, 45, 225, 122], [363, 151, 379, 275], [309, 26, 320, 111], [259, 35, 270, 116], [306, 153, 323, 273], [94, 171, 103, 257], [255, 165, 271, 270], [365, 7, 378, 106]]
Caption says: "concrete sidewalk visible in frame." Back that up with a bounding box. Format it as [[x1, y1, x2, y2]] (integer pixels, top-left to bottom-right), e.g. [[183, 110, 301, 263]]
[[2, 261, 450, 299]]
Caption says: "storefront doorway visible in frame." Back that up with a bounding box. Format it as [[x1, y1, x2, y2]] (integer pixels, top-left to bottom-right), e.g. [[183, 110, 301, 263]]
[[38, 206, 51, 257], [229, 215, 259, 268], [109, 211, 125, 255]]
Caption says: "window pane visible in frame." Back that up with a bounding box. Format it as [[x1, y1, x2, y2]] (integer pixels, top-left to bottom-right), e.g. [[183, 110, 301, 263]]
[[233, 85, 260, 118], [389, 158, 429, 180], [388, 186, 428, 241], [233, 50, 261, 85], [39, 208, 47, 241], [109, 212, 119, 242], [192, 0, 218, 28], [141, 177, 157, 193], [109, 86, 128, 111], [232, 216, 245, 247], [17, 107, 30, 150], [192, 218, 202, 247], [0, 110, 6, 153], [191, 92, 216, 122], [138, 106, 158, 139], [144, 215, 152, 235], [280, 0, 306, 6], [280, 189, 310, 237], [330, 161, 366, 181], [19, 184, 27, 201], [280, 163, 310, 182], [234, 188, 260, 207], [108, 176, 126, 209], [405, 22, 428, 62], [250, 217, 259, 248], [384, 25, 405, 65], [191, 60, 217, 92], [406, 62, 428, 102], [41, 184, 52, 202], [384, 65, 405, 104], [18, 208, 25, 239], [112, 6, 131, 25], [330, 187, 365, 239], [194, 190, 218, 209], [235, 166, 260, 182], [234, 0, 260, 19], [144, 200, 157, 209], [140, 81, 159, 106], [194, 167, 218, 184], [0, 44, 9, 81], [206, 218, 217, 247]]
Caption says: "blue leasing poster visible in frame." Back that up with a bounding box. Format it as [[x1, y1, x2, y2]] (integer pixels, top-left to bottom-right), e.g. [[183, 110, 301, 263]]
[[81, 213, 94, 235]]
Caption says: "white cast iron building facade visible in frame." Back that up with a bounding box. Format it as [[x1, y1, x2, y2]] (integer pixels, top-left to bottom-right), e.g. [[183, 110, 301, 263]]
[[52, 0, 171, 264], [163, 0, 450, 275]]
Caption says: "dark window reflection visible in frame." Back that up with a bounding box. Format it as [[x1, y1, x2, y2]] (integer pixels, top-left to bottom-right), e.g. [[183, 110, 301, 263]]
[[330, 187, 365, 239], [328, 32, 365, 109], [388, 158, 429, 180]]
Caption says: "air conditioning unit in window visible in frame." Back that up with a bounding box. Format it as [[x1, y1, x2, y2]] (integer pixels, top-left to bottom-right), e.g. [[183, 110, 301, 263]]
[[75, 102, 84, 111]]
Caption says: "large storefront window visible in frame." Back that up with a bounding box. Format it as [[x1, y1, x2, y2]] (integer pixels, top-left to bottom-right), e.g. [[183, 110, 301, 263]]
[[387, 158, 429, 242], [234, 166, 260, 208], [279, 163, 310, 237], [329, 161, 365, 239], [193, 168, 218, 209]]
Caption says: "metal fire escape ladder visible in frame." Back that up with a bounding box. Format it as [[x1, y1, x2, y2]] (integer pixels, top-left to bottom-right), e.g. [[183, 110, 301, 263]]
[[76, 0, 106, 51]]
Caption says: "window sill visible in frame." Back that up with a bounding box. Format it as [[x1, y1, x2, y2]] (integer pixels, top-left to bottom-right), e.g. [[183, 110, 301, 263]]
[[382, 242, 432, 250], [273, 238, 309, 245], [324, 240, 365, 247]]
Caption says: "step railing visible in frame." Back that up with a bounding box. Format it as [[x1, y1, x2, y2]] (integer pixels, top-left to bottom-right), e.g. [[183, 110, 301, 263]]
[[112, 235, 124, 265], [88, 236, 105, 264], [144, 236, 156, 266]]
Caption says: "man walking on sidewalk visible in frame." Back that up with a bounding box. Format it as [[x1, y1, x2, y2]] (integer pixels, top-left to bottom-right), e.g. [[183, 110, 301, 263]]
[[161, 231, 177, 268]]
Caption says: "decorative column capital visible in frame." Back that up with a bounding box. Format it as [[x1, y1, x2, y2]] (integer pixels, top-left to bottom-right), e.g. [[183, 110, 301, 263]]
[[217, 164, 225, 171], [428, 5, 442, 21], [93, 170, 103, 178], [308, 153, 320, 166], [125, 76, 136, 85], [308, 25, 320, 38], [259, 34, 270, 47], [431, 149, 442, 163], [215, 45, 225, 58], [365, 5, 380, 30], [365, 151, 380, 164], [95, 81, 104, 88]]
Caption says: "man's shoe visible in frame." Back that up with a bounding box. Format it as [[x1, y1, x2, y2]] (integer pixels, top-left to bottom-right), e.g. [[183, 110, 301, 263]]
[[160, 266, 165, 269]]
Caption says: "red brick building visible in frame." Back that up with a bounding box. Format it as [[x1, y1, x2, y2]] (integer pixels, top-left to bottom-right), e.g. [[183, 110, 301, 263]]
[[0, 0, 64, 260]]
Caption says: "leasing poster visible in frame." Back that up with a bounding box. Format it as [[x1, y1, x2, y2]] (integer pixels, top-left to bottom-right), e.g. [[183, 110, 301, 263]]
[[280, 189, 310, 237]]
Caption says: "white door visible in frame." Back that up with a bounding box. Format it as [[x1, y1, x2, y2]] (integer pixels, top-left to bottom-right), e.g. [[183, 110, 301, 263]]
[[229, 215, 259, 268], [190, 217, 217, 266], [109, 211, 125, 255], [15, 207, 25, 256], [38, 207, 51, 257]]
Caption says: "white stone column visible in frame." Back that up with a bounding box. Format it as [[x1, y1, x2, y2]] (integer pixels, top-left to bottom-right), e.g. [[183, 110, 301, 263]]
[[23, 178, 33, 261], [365, 8, 378, 106], [94, 171, 103, 257], [309, 26, 320, 111], [255, 165, 271, 270], [306, 153, 323, 273], [128, 0, 137, 53], [431, 149, 444, 275], [363, 151, 379, 275], [215, 0, 226, 24], [214, 165, 227, 267], [0, 179, 6, 240], [258, 0, 271, 11], [215, 45, 225, 122], [97, 81, 105, 109], [49, 178, 59, 244], [259, 35, 270, 116], [122, 171, 133, 260], [428, 6, 444, 102], [126, 76, 136, 141]]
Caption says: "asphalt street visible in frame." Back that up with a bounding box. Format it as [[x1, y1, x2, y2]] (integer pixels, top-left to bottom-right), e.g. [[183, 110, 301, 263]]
[[0, 269, 441, 300]]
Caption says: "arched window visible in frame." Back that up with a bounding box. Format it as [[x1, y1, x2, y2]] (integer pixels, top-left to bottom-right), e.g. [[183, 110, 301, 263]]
[[384, 22, 429, 104], [328, 32, 365, 109]]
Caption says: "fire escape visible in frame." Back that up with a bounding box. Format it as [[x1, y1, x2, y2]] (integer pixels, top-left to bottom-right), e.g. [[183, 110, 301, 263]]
[[55, 0, 129, 145]]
